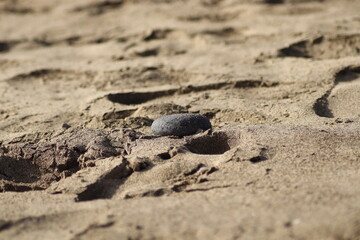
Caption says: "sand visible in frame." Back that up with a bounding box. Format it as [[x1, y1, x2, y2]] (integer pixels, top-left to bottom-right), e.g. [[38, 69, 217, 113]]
[[1, 0, 360, 239]]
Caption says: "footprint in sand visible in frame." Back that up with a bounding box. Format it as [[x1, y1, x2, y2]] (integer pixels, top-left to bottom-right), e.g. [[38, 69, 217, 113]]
[[328, 67, 360, 119], [314, 67, 360, 119]]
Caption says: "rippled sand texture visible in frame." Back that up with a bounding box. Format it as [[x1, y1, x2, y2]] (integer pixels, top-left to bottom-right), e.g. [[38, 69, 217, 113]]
[[1, 0, 360, 239]]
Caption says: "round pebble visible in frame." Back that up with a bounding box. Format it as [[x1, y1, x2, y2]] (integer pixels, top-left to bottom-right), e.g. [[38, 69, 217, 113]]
[[151, 114, 212, 137]]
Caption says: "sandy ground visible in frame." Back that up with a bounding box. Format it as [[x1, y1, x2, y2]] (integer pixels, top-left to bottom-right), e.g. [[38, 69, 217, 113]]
[[1, 0, 360, 239]]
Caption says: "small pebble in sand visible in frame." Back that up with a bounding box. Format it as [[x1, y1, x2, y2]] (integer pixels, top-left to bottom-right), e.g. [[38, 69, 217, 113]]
[[151, 114, 212, 137]]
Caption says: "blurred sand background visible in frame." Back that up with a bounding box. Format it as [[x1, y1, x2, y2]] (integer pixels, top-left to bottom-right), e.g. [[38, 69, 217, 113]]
[[1, 0, 360, 239]]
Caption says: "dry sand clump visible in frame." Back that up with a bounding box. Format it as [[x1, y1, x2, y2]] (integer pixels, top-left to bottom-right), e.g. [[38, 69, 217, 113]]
[[1, 0, 360, 239]]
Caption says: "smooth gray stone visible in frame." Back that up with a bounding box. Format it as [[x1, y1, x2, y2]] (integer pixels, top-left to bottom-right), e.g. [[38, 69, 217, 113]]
[[151, 114, 212, 136]]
